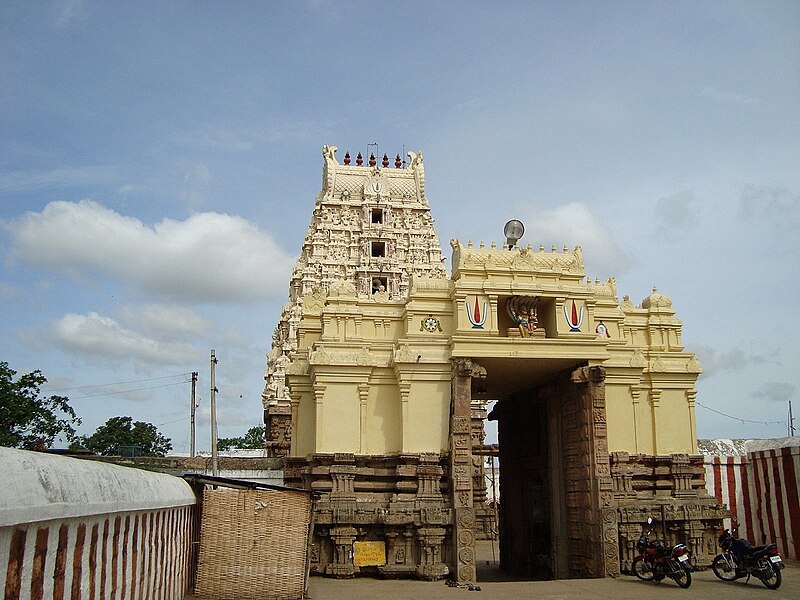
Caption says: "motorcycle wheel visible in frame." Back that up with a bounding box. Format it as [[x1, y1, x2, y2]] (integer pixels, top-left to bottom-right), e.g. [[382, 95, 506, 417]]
[[632, 557, 654, 581], [673, 567, 692, 589], [757, 562, 782, 590], [711, 554, 739, 581]]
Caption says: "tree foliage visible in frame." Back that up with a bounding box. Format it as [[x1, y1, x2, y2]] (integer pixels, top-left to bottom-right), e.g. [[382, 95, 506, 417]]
[[79, 416, 172, 457], [0, 361, 81, 450], [217, 425, 265, 450]]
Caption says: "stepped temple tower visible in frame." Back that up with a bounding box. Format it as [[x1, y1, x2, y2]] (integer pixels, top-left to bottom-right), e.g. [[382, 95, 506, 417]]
[[262, 145, 725, 582]]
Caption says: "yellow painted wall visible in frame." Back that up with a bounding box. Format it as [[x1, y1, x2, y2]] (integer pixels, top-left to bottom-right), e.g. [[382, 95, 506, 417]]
[[295, 391, 316, 457], [367, 381, 402, 454], [320, 382, 360, 453], [405, 379, 451, 453], [286, 244, 702, 459], [605, 383, 637, 453], [655, 389, 693, 454]]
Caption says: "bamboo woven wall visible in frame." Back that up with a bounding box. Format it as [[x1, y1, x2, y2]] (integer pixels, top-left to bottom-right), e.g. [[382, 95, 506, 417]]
[[195, 488, 312, 600]]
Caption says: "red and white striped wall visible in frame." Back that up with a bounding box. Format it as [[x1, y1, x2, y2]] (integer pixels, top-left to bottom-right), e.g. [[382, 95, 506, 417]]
[[704, 444, 800, 560], [1, 506, 195, 600], [0, 448, 198, 600]]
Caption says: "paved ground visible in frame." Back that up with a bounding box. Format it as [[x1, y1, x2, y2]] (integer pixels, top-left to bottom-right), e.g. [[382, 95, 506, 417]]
[[307, 541, 800, 600]]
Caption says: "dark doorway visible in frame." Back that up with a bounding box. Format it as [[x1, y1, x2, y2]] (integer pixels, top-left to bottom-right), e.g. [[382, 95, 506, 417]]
[[489, 387, 568, 579]]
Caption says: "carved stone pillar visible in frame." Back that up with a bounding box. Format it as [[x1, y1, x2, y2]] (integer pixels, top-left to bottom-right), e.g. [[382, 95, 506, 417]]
[[685, 389, 698, 454], [314, 383, 326, 451], [416, 527, 448, 580], [449, 358, 482, 584], [565, 365, 618, 577], [330, 464, 357, 501], [670, 454, 694, 498], [416, 456, 443, 500], [630, 386, 641, 453], [399, 381, 411, 452], [326, 526, 358, 577], [618, 522, 643, 572], [358, 383, 369, 454], [649, 389, 661, 454], [610, 451, 637, 501]]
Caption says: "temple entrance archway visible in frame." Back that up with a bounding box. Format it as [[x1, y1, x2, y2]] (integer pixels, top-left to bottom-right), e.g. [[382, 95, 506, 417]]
[[457, 357, 617, 581]]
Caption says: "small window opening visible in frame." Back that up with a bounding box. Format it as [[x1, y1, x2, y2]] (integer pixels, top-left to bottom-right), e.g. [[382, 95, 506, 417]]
[[372, 277, 388, 294], [371, 241, 386, 257], [371, 208, 383, 224]]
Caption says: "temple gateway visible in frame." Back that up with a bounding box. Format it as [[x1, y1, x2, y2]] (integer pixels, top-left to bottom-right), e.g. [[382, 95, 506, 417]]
[[263, 146, 725, 582]]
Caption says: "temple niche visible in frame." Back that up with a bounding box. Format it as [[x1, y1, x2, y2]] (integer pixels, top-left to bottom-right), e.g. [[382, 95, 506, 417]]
[[263, 146, 726, 582]]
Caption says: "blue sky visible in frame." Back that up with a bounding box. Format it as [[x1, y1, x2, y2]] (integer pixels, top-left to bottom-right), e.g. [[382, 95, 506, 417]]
[[2, 1, 798, 450]]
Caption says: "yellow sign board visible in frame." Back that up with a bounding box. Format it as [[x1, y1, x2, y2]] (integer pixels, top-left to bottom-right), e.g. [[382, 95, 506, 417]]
[[352, 541, 386, 567]]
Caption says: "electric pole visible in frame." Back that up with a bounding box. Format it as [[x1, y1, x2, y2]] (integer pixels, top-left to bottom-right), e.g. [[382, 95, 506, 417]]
[[190, 371, 198, 457], [210, 350, 219, 476], [789, 400, 796, 437]]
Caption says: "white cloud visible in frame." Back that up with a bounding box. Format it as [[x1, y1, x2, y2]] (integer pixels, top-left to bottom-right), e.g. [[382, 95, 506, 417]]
[[118, 304, 211, 340], [6, 200, 293, 303], [520, 202, 633, 277], [51, 312, 202, 368]]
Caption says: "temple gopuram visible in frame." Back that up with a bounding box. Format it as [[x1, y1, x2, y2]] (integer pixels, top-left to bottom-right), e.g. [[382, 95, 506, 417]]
[[263, 145, 726, 582]]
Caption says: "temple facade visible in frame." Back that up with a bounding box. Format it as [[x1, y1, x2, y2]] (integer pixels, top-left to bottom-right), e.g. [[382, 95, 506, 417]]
[[263, 146, 726, 582]]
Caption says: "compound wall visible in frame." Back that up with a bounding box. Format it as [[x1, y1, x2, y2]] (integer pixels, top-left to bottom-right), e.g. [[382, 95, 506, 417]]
[[704, 440, 800, 560], [0, 447, 197, 600]]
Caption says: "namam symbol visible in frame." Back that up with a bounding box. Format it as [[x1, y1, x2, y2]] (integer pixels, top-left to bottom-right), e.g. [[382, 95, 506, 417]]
[[564, 299, 585, 332], [466, 296, 487, 329]]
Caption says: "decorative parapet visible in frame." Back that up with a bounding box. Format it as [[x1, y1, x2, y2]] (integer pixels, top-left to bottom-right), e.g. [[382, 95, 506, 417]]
[[450, 239, 585, 278]]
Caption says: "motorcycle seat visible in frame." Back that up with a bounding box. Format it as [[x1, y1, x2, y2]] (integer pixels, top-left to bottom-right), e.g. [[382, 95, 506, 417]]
[[748, 543, 776, 555]]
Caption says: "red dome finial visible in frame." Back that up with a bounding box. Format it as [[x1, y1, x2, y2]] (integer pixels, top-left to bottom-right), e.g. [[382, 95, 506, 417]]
[[382, 153, 389, 167], [369, 153, 376, 167], [395, 154, 402, 168], [356, 152, 363, 166], [344, 151, 351, 165]]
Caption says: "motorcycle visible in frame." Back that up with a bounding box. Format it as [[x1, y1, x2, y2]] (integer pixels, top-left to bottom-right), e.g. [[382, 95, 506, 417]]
[[631, 518, 693, 588], [711, 527, 784, 590]]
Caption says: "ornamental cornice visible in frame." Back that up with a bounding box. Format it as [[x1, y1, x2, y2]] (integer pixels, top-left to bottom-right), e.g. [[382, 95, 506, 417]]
[[308, 346, 380, 367]]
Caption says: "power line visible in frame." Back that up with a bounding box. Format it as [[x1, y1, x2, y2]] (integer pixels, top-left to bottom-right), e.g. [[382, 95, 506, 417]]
[[45, 372, 193, 393], [70, 381, 188, 400], [158, 416, 190, 427], [696, 401, 783, 426]]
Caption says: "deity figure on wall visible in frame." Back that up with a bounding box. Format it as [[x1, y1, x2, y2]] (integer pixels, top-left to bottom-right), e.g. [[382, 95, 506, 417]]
[[507, 296, 541, 337]]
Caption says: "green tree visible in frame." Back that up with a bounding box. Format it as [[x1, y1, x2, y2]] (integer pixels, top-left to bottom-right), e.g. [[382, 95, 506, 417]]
[[217, 425, 265, 450], [80, 416, 172, 457], [0, 361, 81, 449]]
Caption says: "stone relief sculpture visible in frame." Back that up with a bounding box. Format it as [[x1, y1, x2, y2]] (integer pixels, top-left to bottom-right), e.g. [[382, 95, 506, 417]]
[[506, 296, 544, 338]]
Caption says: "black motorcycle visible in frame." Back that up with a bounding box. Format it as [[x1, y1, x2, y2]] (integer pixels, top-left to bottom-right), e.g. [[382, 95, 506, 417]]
[[631, 518, 693, 588], [711, 527, 784, 590]]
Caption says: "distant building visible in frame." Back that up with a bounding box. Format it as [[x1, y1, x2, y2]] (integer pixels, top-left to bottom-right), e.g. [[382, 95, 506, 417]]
[[262, 146, 725, 581]]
